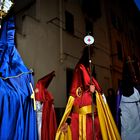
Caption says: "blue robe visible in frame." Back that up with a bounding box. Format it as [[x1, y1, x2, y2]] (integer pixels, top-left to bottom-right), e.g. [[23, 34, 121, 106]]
[[0, 17, 38, 140]]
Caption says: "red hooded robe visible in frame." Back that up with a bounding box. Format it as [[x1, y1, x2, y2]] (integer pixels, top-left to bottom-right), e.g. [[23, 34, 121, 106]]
[[35, 71, 57, 140], [55, 64, 121, 140], [69, 63, 102, 140]]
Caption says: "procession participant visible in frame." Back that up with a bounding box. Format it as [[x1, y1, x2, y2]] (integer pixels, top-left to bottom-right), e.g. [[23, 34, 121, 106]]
[[35, 71, 57, 140], [0, 17, 38, 140], [55, 45, 102, 140], [119, 56, 140, 140]]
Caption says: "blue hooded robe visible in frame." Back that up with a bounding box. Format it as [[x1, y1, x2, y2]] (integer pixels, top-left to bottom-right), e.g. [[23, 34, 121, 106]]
[[0, 17, 38, 140]]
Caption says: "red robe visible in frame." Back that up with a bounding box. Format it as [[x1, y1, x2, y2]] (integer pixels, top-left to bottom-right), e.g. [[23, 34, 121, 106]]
[[56, 64, 121, 140], [69, 64, 102, 140], [35, 71, 57, 140]]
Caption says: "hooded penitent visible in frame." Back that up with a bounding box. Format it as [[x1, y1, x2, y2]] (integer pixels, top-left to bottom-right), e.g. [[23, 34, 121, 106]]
[[35, 71, 57, 140], [117, 56, 140, 140], [0, 17, 38, 140], [55, 61, 121, 140]]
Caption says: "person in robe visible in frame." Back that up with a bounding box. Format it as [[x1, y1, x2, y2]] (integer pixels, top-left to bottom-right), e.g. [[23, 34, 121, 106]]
[[118, 56, 140, 140], [0, 17, 38, 140], [35, 71, 57, 140], [67, 46, 103, 140], [56, 46, 103, 140], [55, 45, 121, 140]]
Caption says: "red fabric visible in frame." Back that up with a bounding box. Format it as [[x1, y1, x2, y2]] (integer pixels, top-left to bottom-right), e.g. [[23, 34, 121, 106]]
[[70, 64, 102, 97], [41, 91, 57, 140], [35, 71, 57, 140], [70, 64, 102, 140], [80, 64, 102, 93], [35, 71, 55, 101]]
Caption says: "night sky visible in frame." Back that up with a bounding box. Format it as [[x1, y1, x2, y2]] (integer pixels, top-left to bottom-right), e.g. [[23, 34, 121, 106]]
[[134, 0, 140, 10]]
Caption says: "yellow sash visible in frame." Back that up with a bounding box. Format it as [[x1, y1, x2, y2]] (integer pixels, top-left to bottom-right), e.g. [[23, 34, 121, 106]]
[[96, 91, 121, 140], [73, 105, 92, 140], [55, 96, 74, 140]]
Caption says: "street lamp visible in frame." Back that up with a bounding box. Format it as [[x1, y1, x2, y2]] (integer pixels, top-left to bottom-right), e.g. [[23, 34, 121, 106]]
[[0, 0, 13, 28]]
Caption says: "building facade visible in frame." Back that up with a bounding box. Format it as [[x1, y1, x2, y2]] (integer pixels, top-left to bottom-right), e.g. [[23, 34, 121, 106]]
[[13, 0, 140, 108], [105, 0, 140, 90]]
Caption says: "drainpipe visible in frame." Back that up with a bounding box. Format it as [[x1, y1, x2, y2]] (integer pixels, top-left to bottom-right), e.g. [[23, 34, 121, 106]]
[[59, 0, 63, 63]]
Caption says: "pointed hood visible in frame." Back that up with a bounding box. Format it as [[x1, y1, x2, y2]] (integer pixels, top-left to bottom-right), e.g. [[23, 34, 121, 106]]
[[0, 17, 32, 79], [35, 71, 55, 101]]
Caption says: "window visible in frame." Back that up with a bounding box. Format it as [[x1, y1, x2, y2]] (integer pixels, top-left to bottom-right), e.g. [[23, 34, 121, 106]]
[[110, 11, 122, 32], [65, 11, 74, 34]]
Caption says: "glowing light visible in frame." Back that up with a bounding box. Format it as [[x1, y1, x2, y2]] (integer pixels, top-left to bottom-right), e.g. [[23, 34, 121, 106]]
[[0, 0, 13, 17], [84, 35, 94, 45], [0, 0, 13, 28]]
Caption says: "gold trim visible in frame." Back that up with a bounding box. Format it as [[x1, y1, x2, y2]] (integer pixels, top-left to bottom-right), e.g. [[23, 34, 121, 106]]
[[76, 87, 82, 97]]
